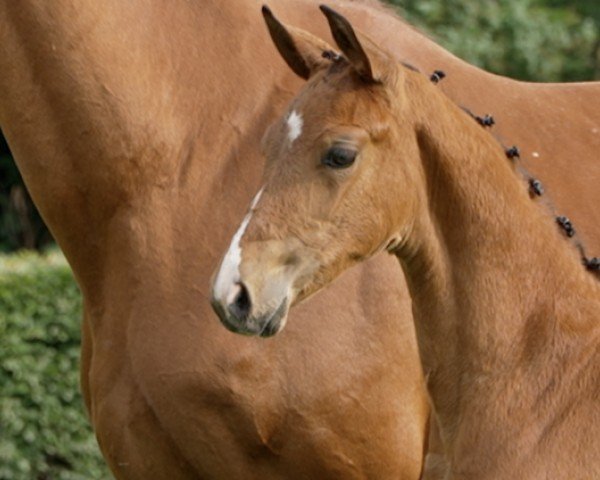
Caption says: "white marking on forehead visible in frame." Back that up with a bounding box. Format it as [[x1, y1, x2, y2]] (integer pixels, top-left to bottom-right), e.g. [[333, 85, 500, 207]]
[[213, 188, 264, 303], [287, 110, 303, 144], [532, 151, 540, 158]]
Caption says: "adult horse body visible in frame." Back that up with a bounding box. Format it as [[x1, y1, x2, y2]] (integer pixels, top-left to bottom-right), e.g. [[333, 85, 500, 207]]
[[211, 6, 600, 479], [1, 0, 599, 478], [0, 1, 428, 478]]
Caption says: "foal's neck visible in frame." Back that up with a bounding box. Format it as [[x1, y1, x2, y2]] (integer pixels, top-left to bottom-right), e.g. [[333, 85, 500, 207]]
[[397, 77, 599, 472]]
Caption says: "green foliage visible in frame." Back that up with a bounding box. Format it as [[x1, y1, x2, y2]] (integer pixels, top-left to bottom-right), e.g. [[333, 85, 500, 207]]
[[0, 250, 110, 480], [389, 0, 599, 81]]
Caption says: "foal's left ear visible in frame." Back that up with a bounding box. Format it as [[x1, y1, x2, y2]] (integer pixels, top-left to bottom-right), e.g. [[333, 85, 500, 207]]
[[320, 5, 390, 83]]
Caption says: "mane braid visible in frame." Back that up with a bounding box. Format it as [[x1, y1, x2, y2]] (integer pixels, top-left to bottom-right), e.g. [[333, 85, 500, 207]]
[[403, 59, 600, 278], [398, 66, 598, 275], [459, 102, 600, 280], [382, 2, 600, 279]]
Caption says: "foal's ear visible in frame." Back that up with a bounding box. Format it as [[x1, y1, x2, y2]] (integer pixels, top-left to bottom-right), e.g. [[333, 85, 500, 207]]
[[319, 5, 389, 83], [262, 5, 336, 80]]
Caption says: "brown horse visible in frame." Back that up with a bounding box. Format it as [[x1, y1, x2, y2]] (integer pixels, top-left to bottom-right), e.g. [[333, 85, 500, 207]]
[[0, 1, 427, 478], [211, 6, 600, 479], [1, 0, 599, 478]]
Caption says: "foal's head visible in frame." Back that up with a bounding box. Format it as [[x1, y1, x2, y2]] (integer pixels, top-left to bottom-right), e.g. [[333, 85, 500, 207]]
[[211, 6, 427, 336]]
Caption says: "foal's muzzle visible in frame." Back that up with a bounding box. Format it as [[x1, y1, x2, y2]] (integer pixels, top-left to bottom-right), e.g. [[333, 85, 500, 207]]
[[211, 236, 319, 337], [210, 280, 290, 338]]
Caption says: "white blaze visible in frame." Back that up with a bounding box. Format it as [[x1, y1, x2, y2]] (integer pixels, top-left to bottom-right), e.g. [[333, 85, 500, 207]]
[[213, 188, 264, 303], [287, 110, 303, 144]]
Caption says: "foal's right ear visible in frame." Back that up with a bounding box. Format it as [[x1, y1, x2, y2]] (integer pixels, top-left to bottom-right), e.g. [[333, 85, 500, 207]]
[[262, 5, 336, 80]]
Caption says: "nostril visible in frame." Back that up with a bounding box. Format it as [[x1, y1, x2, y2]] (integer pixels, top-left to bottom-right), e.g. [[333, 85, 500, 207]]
[[228, 282, 252, 321]]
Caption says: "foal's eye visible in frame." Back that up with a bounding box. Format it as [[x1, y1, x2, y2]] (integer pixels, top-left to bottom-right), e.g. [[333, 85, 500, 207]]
[[321, 147, 357, 169]]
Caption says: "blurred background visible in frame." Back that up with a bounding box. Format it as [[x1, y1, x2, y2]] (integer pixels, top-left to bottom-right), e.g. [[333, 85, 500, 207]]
[[0, 1, 598, 478]]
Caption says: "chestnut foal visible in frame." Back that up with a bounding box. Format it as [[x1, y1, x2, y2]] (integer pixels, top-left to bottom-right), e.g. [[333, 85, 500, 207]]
[[212, 6, 600, 479]]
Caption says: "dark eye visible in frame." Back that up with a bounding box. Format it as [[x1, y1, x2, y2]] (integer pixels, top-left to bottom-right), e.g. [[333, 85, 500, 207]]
[[321, 147, 357, 169]]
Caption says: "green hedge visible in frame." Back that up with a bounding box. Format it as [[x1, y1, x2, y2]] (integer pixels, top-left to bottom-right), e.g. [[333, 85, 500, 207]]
[[0, 250, 110, 480]]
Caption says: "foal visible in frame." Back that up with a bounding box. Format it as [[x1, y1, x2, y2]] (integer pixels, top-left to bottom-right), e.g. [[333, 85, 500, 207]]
[[211, 5, 600, 479]]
